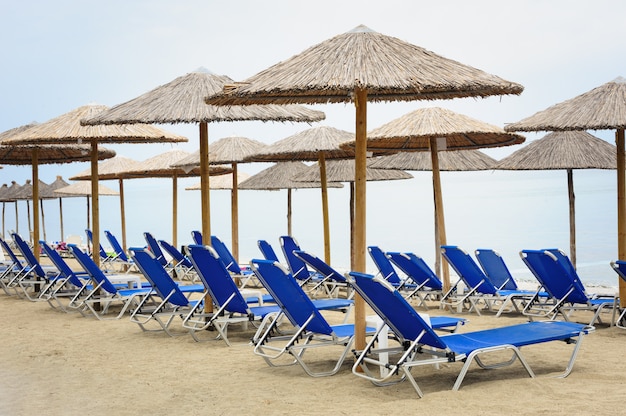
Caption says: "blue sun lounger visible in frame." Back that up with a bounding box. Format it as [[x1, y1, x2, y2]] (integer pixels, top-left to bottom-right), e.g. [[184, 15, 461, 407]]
[[86, 229, 115, 270], [610, 260, 626, 329], [475, 248, 520, 290], [348, 271, 594, 397], [258, 239, 280, 262], [158, 240, 197, 281], [211, 235, 255, 287], [520, 249, 618, 326], [191, 230, 203, 245], [441, 245, 541, 317], [0, 237, 28, 295], [104, 230, 137, 273], [279, 236, 324, 289], [387, 251, 443, 307], [293, 250, 351, 298], [143, 231, 170, 269], [11, 233, 59, 300]]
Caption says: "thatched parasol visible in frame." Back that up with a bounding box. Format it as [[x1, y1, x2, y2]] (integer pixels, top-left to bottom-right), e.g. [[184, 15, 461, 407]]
[[3, 181, 22, 236], [206, 24, 523, 347], [369, 147, 498, 277], [239, 161, 342, 236], [54, 182, 119, 236], [185, 171, 251, 190], [43, 175, 73, 243], [70, 156, 142, 252], [173, 135, 268, 261], [342, 106, 523, 290], [0, 183, 10, 238], [297, 158, 412, 269], [245, 126, 365, 264], [1, 104, 186, 265], [505, 76, 626, 307], [495, 131, 616, 268], [14, 179, 53, 243]]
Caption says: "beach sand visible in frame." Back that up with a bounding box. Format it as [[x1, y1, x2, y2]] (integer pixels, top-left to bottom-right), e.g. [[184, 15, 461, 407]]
[[1, 271, 624, 416]]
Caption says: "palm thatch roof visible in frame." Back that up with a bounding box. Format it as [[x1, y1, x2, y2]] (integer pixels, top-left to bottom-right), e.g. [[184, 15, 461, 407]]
[[54, 182, 119, 197], [81, 68, 325, 125], [0, 184, 10, 202], [41, 176, 72, 198], [369, 148, 497, 171], [69, 156, 143, 180], [3, 181, 22, 202], [186, 171, 252, 190], [0, 143, 116, 165], [1, 104, 188, 145], [239, 162, 343, 190], [343, 107, 525, 151], [119, 149, 232, 178], [14, 179, 54, 200], [207, 25, 523, 106], [173, 136, 268, 170], [506, 77, 626, 132], [297, 159, 413, 182], [494, 131, 616, 170]]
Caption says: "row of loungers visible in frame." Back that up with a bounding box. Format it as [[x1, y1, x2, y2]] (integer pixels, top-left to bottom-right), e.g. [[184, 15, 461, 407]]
[[0, 232, 620, 397]]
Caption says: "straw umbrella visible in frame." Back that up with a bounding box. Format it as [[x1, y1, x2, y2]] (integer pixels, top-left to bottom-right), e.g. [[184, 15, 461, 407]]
[[185, 171, 251, 191], [494, 131, 615, 268], [505, 77, 626, 304], [14, 179, 52, 243], [297, 158, 412, 269], [239, 161, 343, 236], [70, 156, 142, 252], [206, 24, 523, 346], [369, 147, 498, 277], [0, 183, 9, 238], [174, 135, 268, 261], [341, 107, 524, 290], [4, 181, 22, 236], [1, 104, 187, 266], [245, 126, 365, 264], [54, 182, 119, 236], [119, 149, 231, 247]]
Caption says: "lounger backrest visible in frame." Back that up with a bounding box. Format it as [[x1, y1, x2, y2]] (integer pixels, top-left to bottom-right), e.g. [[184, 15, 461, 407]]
[[387, 252, 443, 290], [368, 246, 402, 285], [279, 236, 311, 281], [251, 259, 333, 336], [191, 230, 203, 245], [210, 235, 242, 274], [348, 271, 447, 349], [85, 229, 108, 259], [68, 244, 118, 294], [441, 245, 498, 295], [143, 232, 167, 266], [187, 244, 250, 314], [39, 240, 83, 287], [12, 233, 46, 278], [258, 240, 280, 262], [520, 250, 588, 304], [104, 231, 129, 262], [611, 260, 626, 284], [543, 248, 588, 297], [475, 249, 518, 290], [0, 237, 22, 265], [130, 248, 188, 307], [293, 250, 346, 283], [159, 240, 192, 268]]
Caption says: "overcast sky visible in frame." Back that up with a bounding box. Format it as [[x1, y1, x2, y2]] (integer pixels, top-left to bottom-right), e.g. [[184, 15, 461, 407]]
[[2, 0, 625, 183]]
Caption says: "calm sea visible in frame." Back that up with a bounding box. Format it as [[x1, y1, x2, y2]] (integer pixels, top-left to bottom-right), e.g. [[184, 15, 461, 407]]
[[6, 168, 620, 291]]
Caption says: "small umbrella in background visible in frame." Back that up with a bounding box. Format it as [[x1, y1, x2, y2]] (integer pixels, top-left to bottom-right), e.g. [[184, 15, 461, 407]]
[[70, 156, 142, 253], [495, 131, 616, 268], [505, 76, 626, 307], [296, 158, 412, 269], [2, 104, 187, 266], [174, 135, 268, 262], [239, 161, 343, 236], [120, 149, 232, 247], [206, 24, 524, 346], [343, 107, 524, 289], [369, 148, 497, 277], [4, 181, 22, 235], [244, 126, 364, 264], [14, 179, 52, 243], [0, 183, 9, 238], [54, 181, 119, 237], [44, 176, 71, 242]]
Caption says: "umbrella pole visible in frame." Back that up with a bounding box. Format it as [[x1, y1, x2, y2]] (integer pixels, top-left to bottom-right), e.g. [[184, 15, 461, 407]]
[[119, 179, 127, 253], [26, 201, 32, 243], [199, 122, 213, 313], [86, 197, 90, 250], [14, 201, 18, 235], [2, 202, 5, 239], [32, 150, 40, 260], [287, 188, 292, 236], [41, 199, 46, 242], [91, 139, 101, 267], [350, 182, 355, 270], [430, 139, 450, 292], [172, 175, 178, 248], [232, 163, 239, 262], [617, 129, 626, 308], [319, 152, 331, 264], [59, 198, 64, 242], [354, 87, 367, 352], [567, 169, 576, 268]]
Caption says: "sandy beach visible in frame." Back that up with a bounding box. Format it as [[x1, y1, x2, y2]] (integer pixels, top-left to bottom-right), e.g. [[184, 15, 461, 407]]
[[1, 257, 625, 416]]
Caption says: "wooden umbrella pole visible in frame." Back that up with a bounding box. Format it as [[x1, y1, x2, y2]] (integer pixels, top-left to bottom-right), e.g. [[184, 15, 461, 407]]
[[26, 201, 31, 243], [59, 198, 64, 242], [232, 163, 239, 262], [91, 139, 101, 267], [567, 169, 576, 268], [32, 149, 40, 260], [350, 182, 355, 271], [118, 179, 127, 253], [287, 188, 292, 235], [199, 122, 213, 313], [319, 152, 331, 264], [2, 202, 5, 239], [14, 201, 18, 235], [430, 138, 450, 292], [354, 87, 367, 351], [172, 175, 178, 248], [86, 196, 90, 245], [40, 199, 46, 242], [617, 129, 626, 308]]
